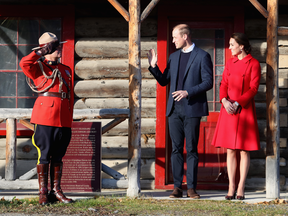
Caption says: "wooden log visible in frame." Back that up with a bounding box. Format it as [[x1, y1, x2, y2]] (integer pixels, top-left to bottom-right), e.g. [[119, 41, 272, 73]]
[[250, 39, 288, 63], [19, 119, 34, 131], [74, 59, 153, 80], [278, 26, 288, 36], [256, 103, 288, 119], [75, 37, 157, 59], [5, 119, 17, 181], [249, 0, 268, 18], [102, 117, 126, 135], [127, 0, 141, 197], [0, 108, 130, 120], [74, 98, 156, 118], [0, 138, 37, 160], [255, 85, 288, 102], [245, 16, 288, 39], [266, 0, 280, 199], [102, 136, 155, 159], [107, 0, 130, 22], [74, 80, 156, 98], [141, 0, 160, 22], [102, 179, 154, 189], [0, 109, 32, 119], [0, 179, 38, 190], [101, 159, 155, 179], [84, 118, 156, 136], [102, 163, 125, 180], [75, 17, 157, 37], [73, 108, 129, 119]]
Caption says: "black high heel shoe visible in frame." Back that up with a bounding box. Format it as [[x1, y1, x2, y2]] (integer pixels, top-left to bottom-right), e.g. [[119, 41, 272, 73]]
[[236, 195, 245, 200], [225, 192, 236, 200]]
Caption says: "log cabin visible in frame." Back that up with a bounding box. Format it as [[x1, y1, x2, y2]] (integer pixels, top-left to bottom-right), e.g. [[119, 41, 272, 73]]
[[0, 0, 287, 198]]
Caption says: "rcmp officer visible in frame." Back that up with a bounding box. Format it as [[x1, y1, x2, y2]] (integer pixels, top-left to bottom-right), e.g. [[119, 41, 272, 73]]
[[20, 32, 73, 205]]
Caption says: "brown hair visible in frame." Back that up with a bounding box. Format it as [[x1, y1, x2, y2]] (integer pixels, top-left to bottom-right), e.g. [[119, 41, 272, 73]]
[[173, 24, 191, 39], [231, 33, 251, 54]]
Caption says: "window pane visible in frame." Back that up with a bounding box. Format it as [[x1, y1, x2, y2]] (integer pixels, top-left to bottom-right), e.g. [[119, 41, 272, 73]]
[[193, 39, 214, 64], [19, 19, 39, 44], [0, 46, 17, 70], [215, 76, 222, 102], [18, 98, 36, 108], [17, 72, 37, 97], [216, 103, 222, 111], [0, 72, 16, 96], [0, 98, 15, 108], [18, 45, 35, 69], [208, 102, 213, 112], [215, 40, 224, 65], [40, 19, 61, 40], [216, 66, 224, 75], [207, 88, 213, 101], [0, 18, 17, 44]]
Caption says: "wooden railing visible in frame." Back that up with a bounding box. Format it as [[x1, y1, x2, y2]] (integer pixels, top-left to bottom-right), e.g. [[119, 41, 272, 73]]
[[0, 108, 129, 182]]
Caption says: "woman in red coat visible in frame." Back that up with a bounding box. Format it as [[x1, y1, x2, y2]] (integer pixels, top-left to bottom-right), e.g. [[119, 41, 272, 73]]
[[212, 33, 261, 200]]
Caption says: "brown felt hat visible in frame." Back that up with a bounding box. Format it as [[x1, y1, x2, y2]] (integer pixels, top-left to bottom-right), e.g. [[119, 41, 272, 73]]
[[32, 32, 67, 50]]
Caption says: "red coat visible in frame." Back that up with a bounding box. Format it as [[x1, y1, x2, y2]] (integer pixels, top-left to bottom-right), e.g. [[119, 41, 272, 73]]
[[20, 51, 73, 128], [212, 54, 261, 151]]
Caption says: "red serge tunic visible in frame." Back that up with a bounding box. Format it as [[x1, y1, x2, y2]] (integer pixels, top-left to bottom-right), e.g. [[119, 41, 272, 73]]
[[20, 51, 73, 128], [211, 54, 261, 151]]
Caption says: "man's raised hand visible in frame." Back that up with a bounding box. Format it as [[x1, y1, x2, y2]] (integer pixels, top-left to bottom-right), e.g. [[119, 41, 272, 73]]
[[147, 49, 158, 68]]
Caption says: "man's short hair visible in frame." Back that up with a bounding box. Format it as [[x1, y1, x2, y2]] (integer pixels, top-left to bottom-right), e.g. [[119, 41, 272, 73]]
[[173, 24, 191, 39]]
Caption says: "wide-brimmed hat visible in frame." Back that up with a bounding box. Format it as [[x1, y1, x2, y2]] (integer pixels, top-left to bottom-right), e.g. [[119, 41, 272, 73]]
[[32, 32, 67, 50]]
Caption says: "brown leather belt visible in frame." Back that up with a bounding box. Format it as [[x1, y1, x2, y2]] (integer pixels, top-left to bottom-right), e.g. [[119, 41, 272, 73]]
[[38, 92, 69, 99]]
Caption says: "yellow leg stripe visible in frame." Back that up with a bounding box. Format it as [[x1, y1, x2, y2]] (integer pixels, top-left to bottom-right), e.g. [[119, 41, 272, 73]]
[[32, 124, 41, 165]]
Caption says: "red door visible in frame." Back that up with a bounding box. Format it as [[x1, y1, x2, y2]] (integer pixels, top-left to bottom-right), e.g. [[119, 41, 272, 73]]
[[154, 4, 244, 189]]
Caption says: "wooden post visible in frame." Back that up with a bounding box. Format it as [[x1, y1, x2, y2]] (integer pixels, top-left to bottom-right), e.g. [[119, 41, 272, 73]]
[[127, 0, 141, 197], [266, 0, 280, 199], [5, 118, 17, 180]]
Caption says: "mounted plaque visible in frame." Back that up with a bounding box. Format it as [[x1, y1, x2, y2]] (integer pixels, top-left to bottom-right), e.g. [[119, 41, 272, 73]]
[[60, 122, 101, 192]]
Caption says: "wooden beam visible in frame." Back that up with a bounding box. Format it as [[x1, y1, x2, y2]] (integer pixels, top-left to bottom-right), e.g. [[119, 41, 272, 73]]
[[0, 108, 130, 120], [102, 117, 126, 135], [278, 26, 288, 36], [19, 119, 34, 131], [141, 0, 160, 22], [102, 163, 126, 180], [127, 0, 141, 197], [5, 118, 17, 181], [249, 0, 269, 18], [266, 0, 280, 199], [107, 0, 130, 22]]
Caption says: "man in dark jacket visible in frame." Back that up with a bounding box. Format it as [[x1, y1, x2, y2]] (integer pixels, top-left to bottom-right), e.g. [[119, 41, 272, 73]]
[[148, 24, 213, 198]]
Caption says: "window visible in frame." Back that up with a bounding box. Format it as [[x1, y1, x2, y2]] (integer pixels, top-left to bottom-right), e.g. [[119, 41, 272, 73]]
[[0, 18, 62, 108]]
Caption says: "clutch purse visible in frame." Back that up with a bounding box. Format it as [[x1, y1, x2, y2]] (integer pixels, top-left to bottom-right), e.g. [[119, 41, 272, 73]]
[[226, 98, 242, 114]]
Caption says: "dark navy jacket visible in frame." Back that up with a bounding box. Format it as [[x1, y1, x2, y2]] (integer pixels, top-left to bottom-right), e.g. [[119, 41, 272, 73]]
[[149, 46, 213, 117]]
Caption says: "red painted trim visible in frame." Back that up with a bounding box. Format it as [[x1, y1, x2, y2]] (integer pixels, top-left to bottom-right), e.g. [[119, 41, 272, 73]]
[[155, 4, 244, 189], [0, 5, 75, 136]]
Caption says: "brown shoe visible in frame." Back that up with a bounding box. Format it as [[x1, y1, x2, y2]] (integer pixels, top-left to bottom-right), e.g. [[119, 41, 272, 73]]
[[187, 188, 200, 199], [169, 187, 183, 198]]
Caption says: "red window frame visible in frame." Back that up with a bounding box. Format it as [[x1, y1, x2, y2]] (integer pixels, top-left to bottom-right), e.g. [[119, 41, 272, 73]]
[[0, 5, 75, 136], [155, 4, 244, 189]]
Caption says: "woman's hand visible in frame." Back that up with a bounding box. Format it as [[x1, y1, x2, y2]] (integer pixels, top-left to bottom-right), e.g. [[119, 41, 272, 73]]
[[222, 98, 235, 115]]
